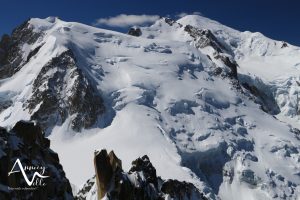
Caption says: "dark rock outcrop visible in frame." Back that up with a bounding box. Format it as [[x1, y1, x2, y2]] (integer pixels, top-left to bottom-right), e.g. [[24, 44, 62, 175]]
[[0, 98, 12, 113], [0, 121, 73, 200], [26, 44, 43, 62], [182, 24, 240, 81], [214, 53, 238, 79], [25, 49, 105, 133], [242, 82, 280, 115], [129, 155, 158, 188], [290, 127, 300, 141], [75, 176, 96, 200], [184, 25, 225, 53], [164, 18, 176, 27], [94, 150, 122, 199], [161, 180, 203, 200], [76, 149, 207, 200], [0, 34, 10, 65], [128, 27, 142, 37], [281, 42, 288, 48], [0, 20, 42, 79]]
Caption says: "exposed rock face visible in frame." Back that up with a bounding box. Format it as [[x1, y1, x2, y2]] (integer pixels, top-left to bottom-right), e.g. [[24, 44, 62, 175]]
[[25, 49, 105, 133], [94, 150, 122, 199], [281, 41, 288, 48], [214, 53, 238, 79], [182, 24, 239, 81], [128, 27, 142, 37], [242, 82, 280, 115], [161, 180, 203, 200], [0, 34, 10, 65], [26, 44, 43, 62], [164, 17, 179, 27], [290, 127, 300, 140], [76, 149, 207, 200], [184, 25, 225, 53], [75, 176, 97, 200], [0, 20, 106, 134], [129, 155, 158, 188], [0, 20, 42, 78], [0, 121, 73, 200], [0, 96, 12, 113]]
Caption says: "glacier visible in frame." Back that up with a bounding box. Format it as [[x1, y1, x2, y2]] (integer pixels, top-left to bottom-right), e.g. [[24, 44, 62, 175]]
[[0, 15, 300, 199]]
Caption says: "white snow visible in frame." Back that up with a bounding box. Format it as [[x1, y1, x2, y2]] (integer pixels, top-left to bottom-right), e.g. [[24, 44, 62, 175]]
[[0, 15, 300, 199]]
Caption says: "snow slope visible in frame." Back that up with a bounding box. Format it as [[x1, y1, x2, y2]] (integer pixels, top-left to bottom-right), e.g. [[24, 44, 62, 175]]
[[0, 15, 300, 199], [177, 15, 300, 127]]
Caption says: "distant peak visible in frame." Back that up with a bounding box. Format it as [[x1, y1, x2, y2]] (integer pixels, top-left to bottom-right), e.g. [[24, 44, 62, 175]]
[[178, 15, 221, 27], [45, 16, 60, 23], [177, 14, 239, 35], [28, 17, 62, 32]]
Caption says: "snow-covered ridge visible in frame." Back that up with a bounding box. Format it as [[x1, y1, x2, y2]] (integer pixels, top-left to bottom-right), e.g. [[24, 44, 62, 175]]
[[0, 15, 300, 200], [175, 15, 300, 126]]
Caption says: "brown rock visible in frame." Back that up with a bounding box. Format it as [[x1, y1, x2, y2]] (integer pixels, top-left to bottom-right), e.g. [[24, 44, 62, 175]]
[[83, 150, 207, 200], [94, 149, 122, 199]]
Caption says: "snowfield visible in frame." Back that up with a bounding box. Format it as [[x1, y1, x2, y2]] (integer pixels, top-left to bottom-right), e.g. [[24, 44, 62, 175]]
[[0, 15, 300, 199]]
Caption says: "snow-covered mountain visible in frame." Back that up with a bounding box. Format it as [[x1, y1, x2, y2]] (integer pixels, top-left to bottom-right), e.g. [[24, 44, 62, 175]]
[[0, 15, 300, 199]]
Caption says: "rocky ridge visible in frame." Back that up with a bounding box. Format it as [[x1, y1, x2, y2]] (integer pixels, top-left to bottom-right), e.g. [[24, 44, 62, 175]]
[[76, 149, 207, 200], [25, 49, 105, 133], [0, 19, 106, 133], [0, 15, 299, 200], [0, 20, 42, 78], [0, 121, 73, 200]]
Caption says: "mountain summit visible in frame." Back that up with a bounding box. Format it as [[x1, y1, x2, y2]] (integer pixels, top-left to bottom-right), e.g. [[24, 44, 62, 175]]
[[0, 15, 300, 199]]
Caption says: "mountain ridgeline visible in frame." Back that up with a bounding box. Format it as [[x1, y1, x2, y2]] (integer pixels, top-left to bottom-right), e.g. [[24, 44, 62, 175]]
[[0, 15, 300, 200]]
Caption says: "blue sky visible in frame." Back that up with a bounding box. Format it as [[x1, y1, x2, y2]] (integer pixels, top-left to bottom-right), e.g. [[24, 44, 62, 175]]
[[1, 0, 299, 45]]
